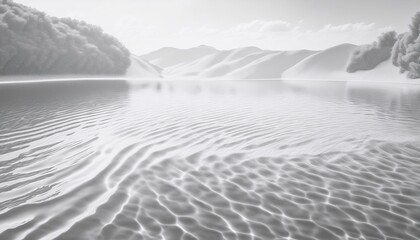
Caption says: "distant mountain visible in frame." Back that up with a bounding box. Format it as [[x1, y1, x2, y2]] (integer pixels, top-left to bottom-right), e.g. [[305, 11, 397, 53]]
[[226, 50, 316, 79], [163, 47, 275, 78], [145, 46, 316, 79], [142, 45, 219, 68], [125, 55, 162, 78], [143, 44, 408, 82], [282, 44, 357, 79], [282, 43, 407, 82]]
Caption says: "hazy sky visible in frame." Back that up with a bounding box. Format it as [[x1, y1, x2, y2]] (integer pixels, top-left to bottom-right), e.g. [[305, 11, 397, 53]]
[[16, 0, 420, 54]]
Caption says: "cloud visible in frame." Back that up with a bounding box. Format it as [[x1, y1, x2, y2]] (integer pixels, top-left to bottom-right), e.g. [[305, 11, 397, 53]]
[[0, 0, 131, 75], [391, 12, 420, 78], [229, 20, 293, 33], [319, 22, 376, 33], [220, 21, 388, 39], [175, 20, 386, 38], [346, 31, 398, 73]]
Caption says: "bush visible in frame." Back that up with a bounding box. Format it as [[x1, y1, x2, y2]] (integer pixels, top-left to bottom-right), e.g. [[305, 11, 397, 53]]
[[346, 31, 397, 73], [391, 12, 420, 79]]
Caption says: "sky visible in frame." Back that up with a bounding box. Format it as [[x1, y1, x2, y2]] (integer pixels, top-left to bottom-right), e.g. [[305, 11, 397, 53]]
[[15, 0, 420, 54]]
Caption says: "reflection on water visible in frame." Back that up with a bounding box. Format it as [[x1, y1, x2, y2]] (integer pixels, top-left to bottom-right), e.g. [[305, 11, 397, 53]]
[[0, 80, 419, 240]]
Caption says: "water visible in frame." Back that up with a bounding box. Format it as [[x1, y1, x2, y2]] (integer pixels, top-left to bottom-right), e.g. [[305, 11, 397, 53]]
[[0, 79, 420, 240]]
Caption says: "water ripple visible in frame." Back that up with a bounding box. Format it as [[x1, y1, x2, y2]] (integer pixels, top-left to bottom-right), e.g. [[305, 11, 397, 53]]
[[0, 80, 420, 240]]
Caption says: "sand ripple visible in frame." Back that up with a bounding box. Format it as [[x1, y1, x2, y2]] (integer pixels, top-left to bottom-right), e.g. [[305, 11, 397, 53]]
[[0, 80, 420, 240]]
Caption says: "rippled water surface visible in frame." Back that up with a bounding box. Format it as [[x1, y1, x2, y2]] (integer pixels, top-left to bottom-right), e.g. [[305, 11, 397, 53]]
[[0, 80, 420, 240]]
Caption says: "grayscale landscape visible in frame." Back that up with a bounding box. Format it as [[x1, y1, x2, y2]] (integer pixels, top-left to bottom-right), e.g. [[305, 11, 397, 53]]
[[0, 1, 420, 240]]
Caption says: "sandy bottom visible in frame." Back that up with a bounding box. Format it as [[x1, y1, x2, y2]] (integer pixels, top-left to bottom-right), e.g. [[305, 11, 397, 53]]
[[0, 80, 420, 240]]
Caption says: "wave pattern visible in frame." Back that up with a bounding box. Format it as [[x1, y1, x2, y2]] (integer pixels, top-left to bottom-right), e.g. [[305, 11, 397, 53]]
[[0, 80, 420, 240]]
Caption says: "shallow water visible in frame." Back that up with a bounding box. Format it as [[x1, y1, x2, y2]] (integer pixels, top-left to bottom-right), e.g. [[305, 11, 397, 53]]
[[0, 80, 420, 240]]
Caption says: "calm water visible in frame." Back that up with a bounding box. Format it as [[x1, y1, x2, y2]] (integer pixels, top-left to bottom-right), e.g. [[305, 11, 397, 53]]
[[0, 80, 420, 240]]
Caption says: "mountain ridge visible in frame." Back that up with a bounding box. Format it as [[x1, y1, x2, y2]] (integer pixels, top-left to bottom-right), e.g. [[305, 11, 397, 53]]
[[138, 44, 409, 82]]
